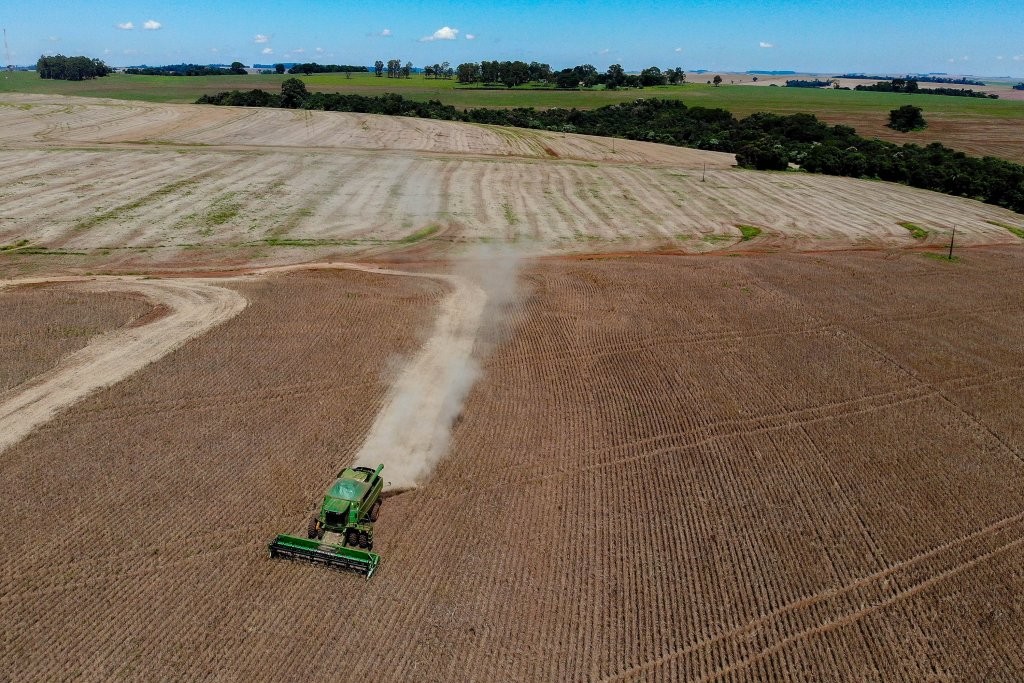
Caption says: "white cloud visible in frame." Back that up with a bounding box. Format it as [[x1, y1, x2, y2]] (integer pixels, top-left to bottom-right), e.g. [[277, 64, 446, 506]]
[[315, 47, 324, 53], [262, 47, 274, 55], [1014, 55, 1024, 61], [759, 41, 774, 48], [380, 28, 392, 37], [47, 36, 59, 42], [598, 48, 610, 55], [254, 34, 270, 44], [123, 48, 138, 55], [420, 26, 459, 42], [143, 20, 162, 30], [116, 22, 134, 30], [996, 56, 1004, 61], [674, 47, 683, 53], [290, 48, 305, 55], [103, 48, 112, 55], [465, 34, 476, 40], [210, 47, 220, 53]]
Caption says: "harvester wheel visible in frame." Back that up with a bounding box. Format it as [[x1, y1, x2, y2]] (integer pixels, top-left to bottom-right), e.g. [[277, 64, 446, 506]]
[[345, 529, 358, 547], [369, 501, 381, 522], [358, 531, 369, 548], [307, 516, 320, 539]]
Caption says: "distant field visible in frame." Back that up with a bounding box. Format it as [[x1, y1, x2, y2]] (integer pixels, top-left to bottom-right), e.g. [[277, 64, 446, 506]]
[[3, 71, 1023, 161]]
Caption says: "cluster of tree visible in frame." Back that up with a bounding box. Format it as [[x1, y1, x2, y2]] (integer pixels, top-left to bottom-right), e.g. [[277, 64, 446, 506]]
[[455, 60, 549, 86], [785, 79, 834, 88], [124, 62, 247, 76], [197, 81, 1024, 214], [286, 63, 368, 75], [854, 79, 997, 98], [36, 55, 110, 80], [423, 63, 454, 79], [888, 104, 927, 132], [841, 73, 985, 86]]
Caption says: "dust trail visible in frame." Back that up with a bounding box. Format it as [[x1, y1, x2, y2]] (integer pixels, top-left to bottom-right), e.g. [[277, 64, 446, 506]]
[[0, 276, 248, 454], [354, 246, 526, 491]]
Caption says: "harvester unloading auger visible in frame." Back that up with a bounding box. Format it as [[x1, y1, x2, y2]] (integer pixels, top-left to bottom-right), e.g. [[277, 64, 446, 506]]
[[269, 464, 385, 577]]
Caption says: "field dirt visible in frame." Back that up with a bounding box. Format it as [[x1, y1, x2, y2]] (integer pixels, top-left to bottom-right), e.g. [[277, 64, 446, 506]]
[[1, 250, 1022, 680], [1, 94, 1021, 275], [0, 284, 152, 391]]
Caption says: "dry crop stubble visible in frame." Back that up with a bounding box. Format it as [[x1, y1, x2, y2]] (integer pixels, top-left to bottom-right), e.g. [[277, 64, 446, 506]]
[[2, 94, 1023, 273], [2, 251, 1022, 680], [0, 284, 152, 391]]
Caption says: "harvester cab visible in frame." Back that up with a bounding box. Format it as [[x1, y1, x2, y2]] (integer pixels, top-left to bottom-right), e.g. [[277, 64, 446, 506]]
[[269, 463, 385, 577]]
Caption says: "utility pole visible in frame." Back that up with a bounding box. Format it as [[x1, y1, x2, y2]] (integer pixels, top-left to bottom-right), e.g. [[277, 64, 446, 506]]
[[3, 28, 12, 77], [948, 224, 956, 260], [702, 162, 706, 182]]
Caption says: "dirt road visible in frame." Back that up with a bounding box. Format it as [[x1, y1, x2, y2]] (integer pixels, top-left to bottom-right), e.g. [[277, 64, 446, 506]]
[[0, 276, 248, 453]]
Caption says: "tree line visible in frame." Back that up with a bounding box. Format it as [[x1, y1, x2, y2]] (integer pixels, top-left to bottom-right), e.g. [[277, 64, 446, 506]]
[[286, 63, 369, 75], [36, 55, 111, 80], [449, 61, 685, 89], [855, 79, 998, 99], [125, 62, 248, 76], [196, 79, 1024, 215], [842, 73, 986, 86]]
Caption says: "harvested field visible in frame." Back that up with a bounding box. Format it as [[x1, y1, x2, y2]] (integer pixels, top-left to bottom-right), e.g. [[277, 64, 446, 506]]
[[1, 95, 1022, 274], [0, 285, 152, 391], [2, 250, 1022, 680]]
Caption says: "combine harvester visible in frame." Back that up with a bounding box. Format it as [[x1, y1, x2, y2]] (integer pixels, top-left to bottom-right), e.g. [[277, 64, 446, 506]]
[[269, 464, 385, 578]]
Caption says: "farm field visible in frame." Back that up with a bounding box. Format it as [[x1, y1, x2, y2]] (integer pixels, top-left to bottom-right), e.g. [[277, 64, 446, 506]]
[[1, 250, 1023, 680], [0, 284, 152, 391], [2, 94, 1023, 279], [3, 70, 1023, 162]]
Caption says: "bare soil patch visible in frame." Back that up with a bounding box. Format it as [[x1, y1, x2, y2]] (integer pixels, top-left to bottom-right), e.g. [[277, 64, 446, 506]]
[[1, 250, 1021, 680]]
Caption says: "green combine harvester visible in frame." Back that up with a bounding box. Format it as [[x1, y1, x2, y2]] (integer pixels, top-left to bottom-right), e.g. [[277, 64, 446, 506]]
[[269, 463, 385, 578]]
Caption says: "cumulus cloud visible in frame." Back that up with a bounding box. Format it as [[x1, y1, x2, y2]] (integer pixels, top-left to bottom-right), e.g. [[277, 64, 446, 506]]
[[1014, 54, 1024, 61], [674, 47, 683, 53], [261, 47, 273, 55], [380, 28, 392, 37], [465, 33, 476, 40], [421, 26, 459, 42], [143, 20, 162, 30], [598, 48, 610, 55], [759, 41, 774, 48], [116, 22, 134, 30], [315, 47, 324, 53], [254, 34, 270, 44], [291, 48, 305, 54]]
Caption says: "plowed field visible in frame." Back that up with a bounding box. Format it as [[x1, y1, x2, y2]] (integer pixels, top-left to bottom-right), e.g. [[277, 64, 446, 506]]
[[2, 251, 1022, 680]]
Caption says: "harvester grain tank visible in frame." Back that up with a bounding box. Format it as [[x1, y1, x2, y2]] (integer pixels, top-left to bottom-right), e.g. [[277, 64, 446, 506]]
[[269, 464, 385, 577]]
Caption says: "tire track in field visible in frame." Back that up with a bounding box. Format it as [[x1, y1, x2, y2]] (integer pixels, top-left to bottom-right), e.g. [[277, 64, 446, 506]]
[[0, 276, 248, 454], [603, 510, 1024, 681]]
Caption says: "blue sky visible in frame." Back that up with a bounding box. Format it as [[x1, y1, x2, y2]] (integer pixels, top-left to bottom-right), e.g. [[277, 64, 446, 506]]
[[5, 0, 1024, 76]]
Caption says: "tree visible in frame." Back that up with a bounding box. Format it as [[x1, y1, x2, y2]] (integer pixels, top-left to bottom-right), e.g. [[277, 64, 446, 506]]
[[712, 74, 723, 87], [888, 104, 926, 132], [274, 63, 285, 74], [229, 61, 247, 75], [280, 77, 309, 108], [402, 61, 412, 78], [456, 62, 481, 83], [640, 66, 666, 87], [374, 60, 384, 77], [605, 64, 625, 89], [387, 59, 401, 78]]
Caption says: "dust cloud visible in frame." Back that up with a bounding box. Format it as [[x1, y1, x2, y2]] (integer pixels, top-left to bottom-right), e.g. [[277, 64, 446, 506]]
[[354, 245, 526, 491]]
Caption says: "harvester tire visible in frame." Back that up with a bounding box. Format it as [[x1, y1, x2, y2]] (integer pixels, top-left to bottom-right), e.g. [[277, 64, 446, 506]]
[[358, 532, 369, 548], [345, 529, 358, 547], [307, 516, 320, 539], [369, 501, 381, 522]]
